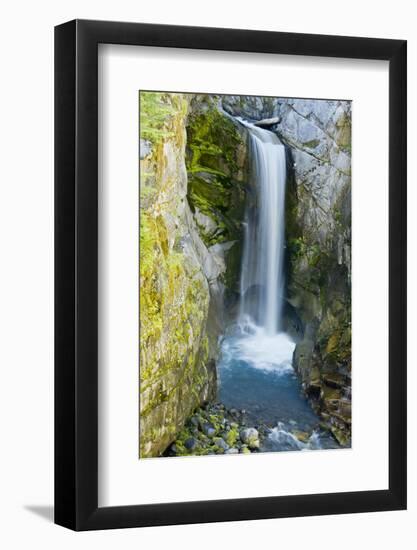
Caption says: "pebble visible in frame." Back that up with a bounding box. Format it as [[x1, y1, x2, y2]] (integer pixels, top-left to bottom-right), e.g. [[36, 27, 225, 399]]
[[168, 404, 266, 457], [202, 423, 216, 438], [190, 416, 199, 427], [184, 437, 198, 450]]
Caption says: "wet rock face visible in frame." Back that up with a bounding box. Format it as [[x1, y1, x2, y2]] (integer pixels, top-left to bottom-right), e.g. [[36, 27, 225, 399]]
[[186, 95, 250, 308], [278, 99, 352, 446]]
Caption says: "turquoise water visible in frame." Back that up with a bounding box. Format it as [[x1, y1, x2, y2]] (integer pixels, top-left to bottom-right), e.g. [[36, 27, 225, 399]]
[[217, 323, 339, 452]]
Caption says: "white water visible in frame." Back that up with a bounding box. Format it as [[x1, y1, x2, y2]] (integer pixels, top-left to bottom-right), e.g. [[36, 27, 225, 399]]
[[268, 423, 322, 451], [221, 323, 295, 374], [238, 120, 287, 335]]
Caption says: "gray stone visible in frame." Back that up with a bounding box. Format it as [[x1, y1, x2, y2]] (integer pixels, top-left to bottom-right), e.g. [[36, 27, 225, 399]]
[[254, 116, 280, 128], [190, 416, 199, 427], [202, 423, 216, 438], [213, 437, 229, 451], [225, 448, 239, 454], [240, 428, 260, 449], [139, 138, 152, 159], [184, 437, 198, 451]]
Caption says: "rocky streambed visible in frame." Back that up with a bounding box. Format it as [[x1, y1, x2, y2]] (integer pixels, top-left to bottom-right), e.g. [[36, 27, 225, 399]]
[[165, 403, 262, 457], [166, 398, 340, 458]]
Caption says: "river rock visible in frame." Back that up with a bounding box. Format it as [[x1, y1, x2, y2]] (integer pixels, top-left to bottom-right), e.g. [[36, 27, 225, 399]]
[[202, 423, 216, 438], [240, 428, 260, 449], [213, 437, 229, 451], [184, 437, 198, 451], [190, 415, 200, 427], [292, 430, 310, 443], [225, 448, 239, 454]]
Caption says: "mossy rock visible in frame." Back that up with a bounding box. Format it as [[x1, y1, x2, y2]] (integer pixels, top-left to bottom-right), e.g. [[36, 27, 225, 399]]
[[330, 426, 351, 447], [292, 430, 310, 443], [185, 96, 249, 294], [139, 93, 218, 458]]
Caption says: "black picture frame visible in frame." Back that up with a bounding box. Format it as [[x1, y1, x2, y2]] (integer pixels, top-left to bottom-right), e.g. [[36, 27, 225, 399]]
[[55, 19, 407, 531]]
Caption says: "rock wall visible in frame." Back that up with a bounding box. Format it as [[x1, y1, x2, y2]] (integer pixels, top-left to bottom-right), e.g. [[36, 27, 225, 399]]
[[278, 99, 352, 446], [139, 93, 249, 457]]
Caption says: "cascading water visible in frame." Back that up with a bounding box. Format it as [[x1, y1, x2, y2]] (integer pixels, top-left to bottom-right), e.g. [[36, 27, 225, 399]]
[[217, 117, 339, 452], [238, 121, 287, 335]]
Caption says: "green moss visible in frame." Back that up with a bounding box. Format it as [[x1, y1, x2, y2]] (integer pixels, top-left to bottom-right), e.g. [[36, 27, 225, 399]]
[[335, 110, 351, 152], [223, 241, 243, 293], [185, 101, 247, 250], [225, 425, 239, 447], [326, 332, 340, 354], [186, 106, 242, 175], [303, 139, 320, 149], [140, 91, 186, 145], [139, 94, 219, 458]]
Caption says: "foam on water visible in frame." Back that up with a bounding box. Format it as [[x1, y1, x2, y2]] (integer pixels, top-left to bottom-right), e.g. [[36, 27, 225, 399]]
[[220, 320, 295, 374], [268, 423, 322, 451]]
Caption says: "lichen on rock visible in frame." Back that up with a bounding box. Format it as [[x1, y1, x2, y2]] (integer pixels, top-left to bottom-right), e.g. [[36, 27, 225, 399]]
[[279, 99, 352, 446], [186, 94, 250, 304], [140, 92, 217, 457]]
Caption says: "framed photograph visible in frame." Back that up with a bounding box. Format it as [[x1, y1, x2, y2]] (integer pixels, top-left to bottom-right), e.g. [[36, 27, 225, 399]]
[[55, 19, 407, 530]]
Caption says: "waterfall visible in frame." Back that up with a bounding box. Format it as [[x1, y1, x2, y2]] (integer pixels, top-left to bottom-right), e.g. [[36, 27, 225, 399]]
[[238, 121, 287, 335]]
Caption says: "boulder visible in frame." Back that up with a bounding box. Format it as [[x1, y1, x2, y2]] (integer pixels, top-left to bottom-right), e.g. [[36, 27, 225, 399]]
[[202, 423, 216, 438], [240, 428, 260, 449], [213, 437, 229, 451], [253, 116, 280, 128]]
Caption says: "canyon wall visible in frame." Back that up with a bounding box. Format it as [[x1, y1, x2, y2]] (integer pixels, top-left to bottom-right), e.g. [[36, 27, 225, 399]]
[[139, 93, 248, 457]]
